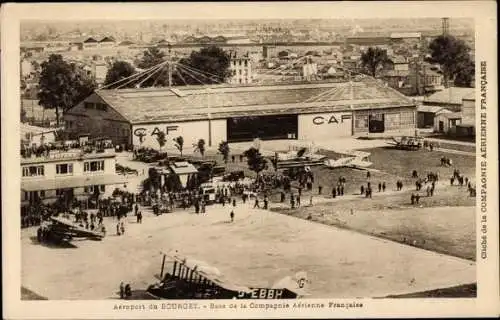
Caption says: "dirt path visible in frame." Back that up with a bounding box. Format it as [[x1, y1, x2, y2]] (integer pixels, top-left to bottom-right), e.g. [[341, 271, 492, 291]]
[[22, 202, 475, 300]]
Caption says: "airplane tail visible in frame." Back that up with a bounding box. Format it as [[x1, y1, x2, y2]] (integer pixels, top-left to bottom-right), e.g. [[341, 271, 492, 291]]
[[272, 271, 310, 296]]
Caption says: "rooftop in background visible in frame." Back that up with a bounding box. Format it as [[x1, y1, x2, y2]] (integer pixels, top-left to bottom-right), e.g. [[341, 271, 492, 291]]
[[424, 87, 475, 105], [417, 105, 451, 114], [67, 79, 415, 124], [390, 32, 422, 39]]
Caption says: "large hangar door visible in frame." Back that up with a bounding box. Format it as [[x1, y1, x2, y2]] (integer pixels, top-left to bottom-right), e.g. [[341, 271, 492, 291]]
[[369, 113, 385, 133], [227, 115, 298, 142]]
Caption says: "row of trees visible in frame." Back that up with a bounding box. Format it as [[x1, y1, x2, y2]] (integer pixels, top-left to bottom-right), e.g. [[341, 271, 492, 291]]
[[359, 34, 474, 87], [154, 134, 227, 163], [152, 133, 266, 175]]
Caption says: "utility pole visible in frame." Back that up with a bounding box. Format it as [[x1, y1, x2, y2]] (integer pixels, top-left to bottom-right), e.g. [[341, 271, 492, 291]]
[[168, 62, 172, 87], [349, 70, 355, 136]]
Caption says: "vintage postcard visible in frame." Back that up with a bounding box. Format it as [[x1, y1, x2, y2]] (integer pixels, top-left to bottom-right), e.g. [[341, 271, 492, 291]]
[[1, 1, 498, 319]]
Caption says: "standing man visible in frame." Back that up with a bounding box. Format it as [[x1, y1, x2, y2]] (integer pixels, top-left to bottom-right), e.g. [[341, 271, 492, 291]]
[[119, 282, 125, 299], [230, 210, 235, 222], [318, 185, 322, 195], [253, 197, 260, 209]]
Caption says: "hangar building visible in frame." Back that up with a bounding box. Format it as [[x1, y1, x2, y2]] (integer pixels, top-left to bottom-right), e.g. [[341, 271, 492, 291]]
[[63, 80, 417, 150]]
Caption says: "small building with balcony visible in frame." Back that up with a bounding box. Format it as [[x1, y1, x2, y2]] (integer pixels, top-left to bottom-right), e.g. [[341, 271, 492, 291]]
[[21, 143, 127, 209]]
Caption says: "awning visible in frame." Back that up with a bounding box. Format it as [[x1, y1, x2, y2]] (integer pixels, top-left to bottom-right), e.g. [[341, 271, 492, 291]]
[[169, 162, 198, 175], [21, 174, 129, 192]]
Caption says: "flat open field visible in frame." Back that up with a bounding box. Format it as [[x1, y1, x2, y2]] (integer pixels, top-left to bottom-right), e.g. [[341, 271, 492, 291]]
[[21, 203, 475, 300], [22, 143, 477, 300]]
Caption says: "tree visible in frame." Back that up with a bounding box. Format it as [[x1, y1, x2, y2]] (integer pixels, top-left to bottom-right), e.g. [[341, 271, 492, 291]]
[[137, 47, 169, 87], [243, 147, 267, 175], [428, 35, 474, 87], [218, 141, 230, 164], [360, 47, 391, 77], [193, 139, 206, 157], [173, 136, 184, 156], [156, 131, 166, 151], [453, 59, 475, 87], [176, 46, 232, 85], [37, 54, 96, 126], [104, 60, 136, 88], [137, 47, 166, 69]]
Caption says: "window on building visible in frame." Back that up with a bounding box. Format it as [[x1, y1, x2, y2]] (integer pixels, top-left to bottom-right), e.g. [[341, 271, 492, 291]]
[[56, 189, 64, 196], [400, 111, 414, 126], [84, 186, 93, 193], [84, 102, 94, 109], [56, 163, 73, 175], [100, 185, 105, 192], [23, 192, 29, 201], [96, 103, 108, 112], [84, 160, 105, 172], [355, 115, 369, 128], [40, 190, 45, 198], [22, 165, 44, 177], [244, 60, 248, 67]]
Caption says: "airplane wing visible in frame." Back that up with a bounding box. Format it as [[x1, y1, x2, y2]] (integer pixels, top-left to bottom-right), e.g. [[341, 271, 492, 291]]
[[324, 157, 355, 168], [50, 216, 104, 239], [162, 252, 252, 293], [349, 159, 373, 168], [387, 137, 400, 146]]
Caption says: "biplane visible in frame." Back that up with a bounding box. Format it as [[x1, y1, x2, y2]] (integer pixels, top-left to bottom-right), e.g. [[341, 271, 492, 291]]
[[387, 136, 425, 150], [37, 216, 105, 243], [324, 150, 373, 169], [143, 252, 310, 300]]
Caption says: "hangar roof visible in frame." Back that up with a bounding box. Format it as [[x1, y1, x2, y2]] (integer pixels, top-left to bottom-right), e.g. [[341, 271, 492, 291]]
[[81, 80, 416, 124]]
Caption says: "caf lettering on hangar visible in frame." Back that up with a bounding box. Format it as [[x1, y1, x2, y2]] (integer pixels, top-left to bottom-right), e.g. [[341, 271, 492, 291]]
[[312, 115, 351, 125], [134, 126, 179, 138]]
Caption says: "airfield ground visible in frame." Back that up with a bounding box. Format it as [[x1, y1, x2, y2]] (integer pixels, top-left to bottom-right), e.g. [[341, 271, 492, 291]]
[[21, 139, 477, 299], [22, 201, 476, 300]]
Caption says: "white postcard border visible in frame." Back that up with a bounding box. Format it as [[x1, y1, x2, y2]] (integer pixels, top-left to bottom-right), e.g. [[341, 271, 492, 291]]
[[2, 2, 499, 319]]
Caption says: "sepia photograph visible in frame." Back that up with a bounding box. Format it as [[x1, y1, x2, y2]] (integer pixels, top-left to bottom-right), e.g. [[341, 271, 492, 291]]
[[2, 2, 498, 319]]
